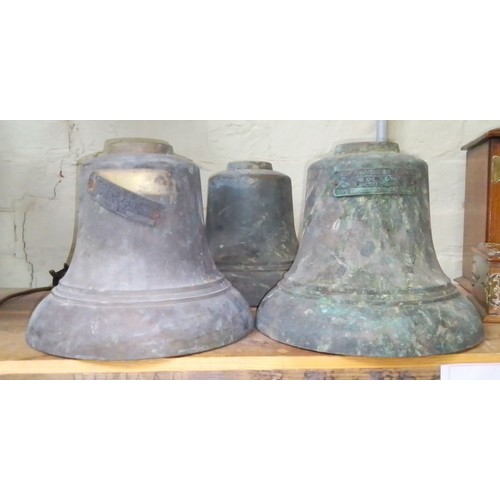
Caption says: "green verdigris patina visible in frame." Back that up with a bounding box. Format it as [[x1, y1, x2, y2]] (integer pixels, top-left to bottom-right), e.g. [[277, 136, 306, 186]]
[[256, 141, 484, 357]]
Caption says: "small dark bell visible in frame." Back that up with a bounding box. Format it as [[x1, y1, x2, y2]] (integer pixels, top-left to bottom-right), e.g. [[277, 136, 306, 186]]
[[206, 161, 299, 307], [257, 141, 484, 357]]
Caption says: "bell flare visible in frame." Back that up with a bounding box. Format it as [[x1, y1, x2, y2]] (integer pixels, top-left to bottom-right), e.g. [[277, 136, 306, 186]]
[[218, 265, 294, 309], [27, 285, 251, 361], [257, 283, 483, 357]]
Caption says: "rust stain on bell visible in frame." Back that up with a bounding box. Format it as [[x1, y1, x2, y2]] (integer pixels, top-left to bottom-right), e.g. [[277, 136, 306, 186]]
[[206, 161, 299, 307], [26, 138, 253, 360], [257, 141, 484, 357]]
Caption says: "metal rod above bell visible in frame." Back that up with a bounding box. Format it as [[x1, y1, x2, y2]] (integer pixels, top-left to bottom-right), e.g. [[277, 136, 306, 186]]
[[256, 141, 484, 357]]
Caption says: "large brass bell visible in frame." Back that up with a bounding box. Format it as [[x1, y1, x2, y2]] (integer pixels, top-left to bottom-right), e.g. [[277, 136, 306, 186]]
[[26, 138, 253, 360], [206, 161, 298, 306], [257, 141, 484, 357]]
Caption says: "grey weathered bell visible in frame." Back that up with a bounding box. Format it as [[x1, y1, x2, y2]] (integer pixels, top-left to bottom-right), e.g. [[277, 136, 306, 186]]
[[26, 138, 253, 360], [257, 141, 484, 357], [206, 161, 299, 306]]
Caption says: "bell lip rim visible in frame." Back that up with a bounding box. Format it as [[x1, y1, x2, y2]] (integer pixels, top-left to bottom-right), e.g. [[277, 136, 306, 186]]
[[255, 326, 484, 358], [256, 287, 484, 357]]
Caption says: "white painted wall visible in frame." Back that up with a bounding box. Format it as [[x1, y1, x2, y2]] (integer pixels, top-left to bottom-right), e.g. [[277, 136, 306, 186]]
[[1, 120, 500, 288]]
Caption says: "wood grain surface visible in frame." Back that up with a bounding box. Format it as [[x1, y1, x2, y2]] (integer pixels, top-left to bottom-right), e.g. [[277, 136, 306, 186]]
[[1, 289, 499, 379]]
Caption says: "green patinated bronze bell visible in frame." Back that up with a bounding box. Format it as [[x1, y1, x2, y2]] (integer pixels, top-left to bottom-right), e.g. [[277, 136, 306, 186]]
[[257, 141, 484, 357]]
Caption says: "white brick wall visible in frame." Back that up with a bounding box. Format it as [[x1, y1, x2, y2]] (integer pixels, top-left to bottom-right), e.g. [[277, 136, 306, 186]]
[[1, 120, 500, 287]]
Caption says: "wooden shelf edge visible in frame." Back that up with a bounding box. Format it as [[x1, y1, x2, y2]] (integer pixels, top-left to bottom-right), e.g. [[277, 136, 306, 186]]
[[2, 352, 500, 376]]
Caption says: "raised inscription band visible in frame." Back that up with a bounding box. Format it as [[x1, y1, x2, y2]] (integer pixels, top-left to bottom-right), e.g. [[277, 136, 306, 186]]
[[333, 168, 417, 197]]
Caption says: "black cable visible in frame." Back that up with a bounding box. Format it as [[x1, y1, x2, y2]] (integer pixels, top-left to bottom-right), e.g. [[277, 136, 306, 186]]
[[0, 287, 52, 307], [0, 263, 69, 308]]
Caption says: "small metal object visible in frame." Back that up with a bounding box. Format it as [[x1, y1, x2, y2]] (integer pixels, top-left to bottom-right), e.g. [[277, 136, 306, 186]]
[[49, 263, 69, 286], [376, 120, 388, 142], [26, 138, 253, 360], [206, 161, 299, 307], [257, 141, 484, 357]]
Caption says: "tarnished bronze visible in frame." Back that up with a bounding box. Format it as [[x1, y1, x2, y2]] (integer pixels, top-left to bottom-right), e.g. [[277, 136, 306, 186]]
[[257, 141, 484, 357], [206, 161, 298, 307], [26, 138, 253, 360]]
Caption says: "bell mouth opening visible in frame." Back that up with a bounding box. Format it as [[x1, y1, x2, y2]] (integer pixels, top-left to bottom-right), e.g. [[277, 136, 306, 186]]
[[227, 161, 273, 171], [103, 138, 174, 155], [334, 141, 400, 155]]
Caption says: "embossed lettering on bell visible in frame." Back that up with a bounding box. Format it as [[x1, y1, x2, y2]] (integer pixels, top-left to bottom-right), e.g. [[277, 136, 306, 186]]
[[26, 138, 253, 360], [257, 141, 484, 357]]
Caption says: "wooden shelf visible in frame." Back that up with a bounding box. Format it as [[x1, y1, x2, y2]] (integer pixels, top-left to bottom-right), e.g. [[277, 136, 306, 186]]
[[1, 289, 500, 379]]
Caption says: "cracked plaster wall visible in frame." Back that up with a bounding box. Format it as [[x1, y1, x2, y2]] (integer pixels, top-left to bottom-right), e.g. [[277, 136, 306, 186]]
[[1, 120, 500, 288]]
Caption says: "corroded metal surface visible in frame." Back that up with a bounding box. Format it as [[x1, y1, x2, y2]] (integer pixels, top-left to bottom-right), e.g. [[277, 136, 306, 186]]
[[206, 161, 298, 306], [26, 138, 253, 360], [257, 141, 484, 357], [87, 170, 165, 226]]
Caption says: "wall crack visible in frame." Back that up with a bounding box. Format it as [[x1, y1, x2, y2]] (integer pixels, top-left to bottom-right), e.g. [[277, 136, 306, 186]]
[[13, 196, 35, 288], [67, 120, 76, 156], [50, 159, 65, 200], [21, 209, 34, 287]]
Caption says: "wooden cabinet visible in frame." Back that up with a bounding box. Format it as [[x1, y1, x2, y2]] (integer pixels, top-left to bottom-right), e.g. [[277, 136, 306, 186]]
[[458, 129, 500, 291]]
